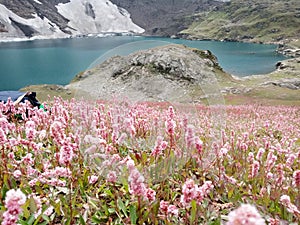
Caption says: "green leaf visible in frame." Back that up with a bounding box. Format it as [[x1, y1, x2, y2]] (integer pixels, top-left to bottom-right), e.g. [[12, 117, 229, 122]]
[[190, 200, 197, 224], [104, 189, 114, 198], [227, 188, 234, 199], [209, 217, 221, 225], [37, 222, 48, 225], [79, 215, 86, 225], [3, 174, 10, 189], [91, 215, 102, 224], [129, 205, 137, 225], [53, 200, 62, 216], [17, 221, 27, 225], [117, 198, 128, 217], [108, 208, 116, 214], [27, 215, 36, 225], [29, 197, 38, 213], [41, 215, 50, 222]]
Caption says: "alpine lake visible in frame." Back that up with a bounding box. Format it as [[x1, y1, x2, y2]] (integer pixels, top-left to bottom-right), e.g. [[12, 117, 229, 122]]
[[0, 36, 288, 91]]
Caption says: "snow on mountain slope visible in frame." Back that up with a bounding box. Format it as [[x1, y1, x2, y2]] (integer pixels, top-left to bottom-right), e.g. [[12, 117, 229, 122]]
[[0, 4, 68, 41], [56, 0, 144, 34], [0, 0, 144, 41]]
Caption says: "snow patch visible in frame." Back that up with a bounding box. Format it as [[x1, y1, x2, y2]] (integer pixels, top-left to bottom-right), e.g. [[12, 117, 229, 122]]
[[33, 0, 43, 4], [0, 4, 68, 40], [56, 0, 144, 35]]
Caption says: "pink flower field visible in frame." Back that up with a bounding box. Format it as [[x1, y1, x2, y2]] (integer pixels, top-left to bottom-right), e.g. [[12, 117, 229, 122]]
[[0, 97, 300, 224]]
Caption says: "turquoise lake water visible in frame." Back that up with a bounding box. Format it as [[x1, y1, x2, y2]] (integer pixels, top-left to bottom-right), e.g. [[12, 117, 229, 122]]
[[0, 36, 288, 91]]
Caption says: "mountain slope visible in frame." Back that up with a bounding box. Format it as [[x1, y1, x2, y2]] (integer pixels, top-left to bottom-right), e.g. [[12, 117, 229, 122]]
[[110, 0, 225, 36], [181, 0, 300, 43], [0, 0, 144, 41]]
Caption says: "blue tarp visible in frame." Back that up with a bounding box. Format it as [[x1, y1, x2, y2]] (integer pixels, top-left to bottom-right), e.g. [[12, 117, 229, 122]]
[[0, 91, 26, 103], [0, 91, 41, 108]]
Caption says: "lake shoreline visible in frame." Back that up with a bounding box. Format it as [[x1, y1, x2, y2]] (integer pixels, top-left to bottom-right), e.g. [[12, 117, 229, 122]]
[[0, 32, 290, 48], [2, 32, 299, 59]]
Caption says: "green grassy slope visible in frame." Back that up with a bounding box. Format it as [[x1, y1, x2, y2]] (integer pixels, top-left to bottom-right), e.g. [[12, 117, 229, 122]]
[[181, 0, 300, 44]]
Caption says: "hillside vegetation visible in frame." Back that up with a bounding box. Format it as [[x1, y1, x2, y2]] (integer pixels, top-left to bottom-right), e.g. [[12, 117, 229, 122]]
[[181, 0, 300, 44]]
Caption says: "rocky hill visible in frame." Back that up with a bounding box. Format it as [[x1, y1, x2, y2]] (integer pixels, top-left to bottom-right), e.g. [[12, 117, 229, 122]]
[[67, 44, 230, 103]]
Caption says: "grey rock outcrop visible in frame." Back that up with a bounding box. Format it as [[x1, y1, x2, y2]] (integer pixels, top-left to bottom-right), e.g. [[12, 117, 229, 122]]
[[68, 44, 226, 102], [277, 44, 300, 57], [262, 78, 300, 90]]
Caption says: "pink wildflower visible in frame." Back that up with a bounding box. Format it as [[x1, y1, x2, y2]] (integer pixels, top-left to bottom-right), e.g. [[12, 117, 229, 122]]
[[165, 106, 176, 136], [21, 153, 34, 165], [275, 164, 285, 186], [13, 170, 22, 179], [25, 121, 37, 141], [195, 137, 203, 154], [152, 136, 168, 156], [180, 179, 196, 207], [249, 160, 260, 179], [247, 152, 254, 164], [266, 172, 273, 180], [128, 168, 146, 198], [286, 154, 296, 168], [185, 125, 195, 148], [38, 130, 47, 140], [117, 132, 127, 145], [44, 206, 54, 216], [167, 205, 179, 217], [88, 175, 98, 184], [226, 204, 266, 225], [224, 174, 237, 185], [160, 200, 169, 214], [124, 118, 136, 137], [59, 143, 75, 165], [293, 170, 300, 187], [0, 127, 7, 144], [106, 171, 117, 183], [268, 218, 280, 225], [265, 151, 277, 172], [195, 181, 214, 204], [50, 121, 66, 145], [126, 158, 135, 171], [2, 189, 27, 225], [220, 147, 229, 158], [111, 123, 120, 143], [145, 188, 156, 203], [200, 181, 214, 196], [256, 148, 265, 161], [280, 195, 300, 215]]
